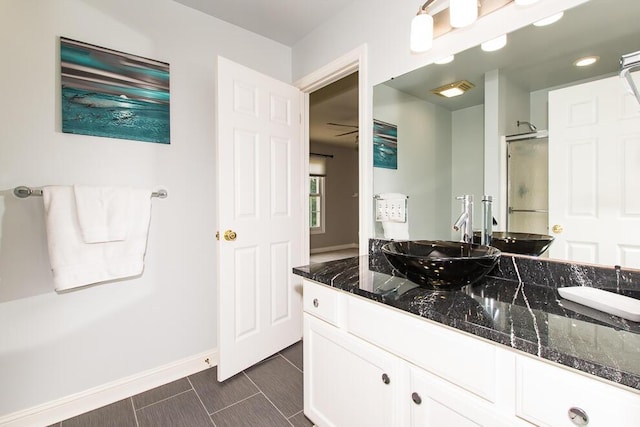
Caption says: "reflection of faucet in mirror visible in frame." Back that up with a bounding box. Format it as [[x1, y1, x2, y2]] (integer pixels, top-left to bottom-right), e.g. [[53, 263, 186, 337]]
[[453, 195, 473, 244], [481, 195, 493, 246], [516, 120, 537, 133]]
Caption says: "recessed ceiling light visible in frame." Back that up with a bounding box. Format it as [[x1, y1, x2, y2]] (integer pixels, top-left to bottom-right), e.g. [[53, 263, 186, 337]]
[[481, 34, 507, 52], [533, 12, 564, 27], [514, 0, 540, 5], [574, 56, 599, 67], [434, 55, 455, 65], [431, 80, 475, 98]]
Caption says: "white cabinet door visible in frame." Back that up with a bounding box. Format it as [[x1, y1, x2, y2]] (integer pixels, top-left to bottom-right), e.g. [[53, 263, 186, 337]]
[[409, 366, 526, 427], [304, 314, 401, 427]]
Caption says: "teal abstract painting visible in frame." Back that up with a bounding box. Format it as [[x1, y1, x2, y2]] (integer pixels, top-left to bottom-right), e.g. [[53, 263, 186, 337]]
[[373, 119, 397, 169], [61, 37, 170, 144]]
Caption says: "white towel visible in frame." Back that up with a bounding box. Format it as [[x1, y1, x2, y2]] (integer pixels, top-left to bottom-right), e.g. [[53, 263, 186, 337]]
[[376, 193, 409, 240], [42, 186, 152, 291], [73, 186, 131, 243]]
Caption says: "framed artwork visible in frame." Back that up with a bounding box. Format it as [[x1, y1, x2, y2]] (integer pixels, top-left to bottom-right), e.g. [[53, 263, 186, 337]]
[[60, 37, 170, 144], [373, 119, 398, 169]]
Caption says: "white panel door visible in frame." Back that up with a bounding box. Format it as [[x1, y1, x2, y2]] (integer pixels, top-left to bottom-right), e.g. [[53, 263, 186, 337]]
[[216, 56, 303, 381], [548, 72, 640, 267]]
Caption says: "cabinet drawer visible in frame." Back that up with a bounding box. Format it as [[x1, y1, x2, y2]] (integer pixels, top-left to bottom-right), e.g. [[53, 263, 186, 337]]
[[303, 280, 343, 326], [347, 295, 497, 402], [516, 355, 640, 427]]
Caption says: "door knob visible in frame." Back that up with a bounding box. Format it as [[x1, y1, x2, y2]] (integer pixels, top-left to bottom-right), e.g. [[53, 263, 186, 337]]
[[224, 230, 237, 241], [552, 224, 564, 234]]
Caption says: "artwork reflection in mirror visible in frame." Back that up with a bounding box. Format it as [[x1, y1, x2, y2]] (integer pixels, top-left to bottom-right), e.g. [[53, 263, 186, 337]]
[[373, 119, 398, 169], [372, 0, 640, 269]]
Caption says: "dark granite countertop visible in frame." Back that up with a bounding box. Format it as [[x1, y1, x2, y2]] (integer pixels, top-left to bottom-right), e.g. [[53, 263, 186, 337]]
[[294, 253, 640, 391]]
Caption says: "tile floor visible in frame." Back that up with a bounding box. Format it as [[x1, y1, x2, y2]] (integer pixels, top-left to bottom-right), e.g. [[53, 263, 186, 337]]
[[49, 341, 312, 427]]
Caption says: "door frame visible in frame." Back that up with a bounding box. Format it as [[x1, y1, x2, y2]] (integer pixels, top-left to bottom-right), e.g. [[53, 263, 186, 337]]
[[294, 44, 371, 262]]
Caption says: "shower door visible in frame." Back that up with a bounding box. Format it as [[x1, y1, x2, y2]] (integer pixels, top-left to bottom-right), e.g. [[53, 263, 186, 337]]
[[507, 137, 549, 235]]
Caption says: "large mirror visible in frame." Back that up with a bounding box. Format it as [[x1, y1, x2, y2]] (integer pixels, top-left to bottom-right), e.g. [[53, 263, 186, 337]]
[[373, 0, 640, 269]]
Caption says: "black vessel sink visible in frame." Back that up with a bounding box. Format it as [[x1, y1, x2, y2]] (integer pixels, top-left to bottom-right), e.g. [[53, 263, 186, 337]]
[[381, 240, 501, 289], [473, 232, 554, 256]]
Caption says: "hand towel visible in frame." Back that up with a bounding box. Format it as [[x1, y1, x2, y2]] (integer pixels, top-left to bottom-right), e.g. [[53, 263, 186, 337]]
[[376, 193, 409, 240], [42, 186, 152, 291], [73, 185, 132, 243]]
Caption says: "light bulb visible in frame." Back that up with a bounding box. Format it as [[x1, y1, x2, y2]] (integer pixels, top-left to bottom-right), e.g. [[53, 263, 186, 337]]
[[410, 11, 434, 53], [450, 0, 478, 28]]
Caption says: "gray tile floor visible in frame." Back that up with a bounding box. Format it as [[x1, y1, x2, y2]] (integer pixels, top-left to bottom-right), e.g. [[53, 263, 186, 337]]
[[49, 341, 311, 427]]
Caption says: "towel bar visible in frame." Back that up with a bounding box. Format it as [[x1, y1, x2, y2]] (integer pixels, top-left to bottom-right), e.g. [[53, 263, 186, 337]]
[[13, 186, 168, 199]]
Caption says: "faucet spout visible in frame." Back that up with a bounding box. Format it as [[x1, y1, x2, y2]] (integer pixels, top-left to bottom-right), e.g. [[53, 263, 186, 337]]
[[453, 195, 473, 244]]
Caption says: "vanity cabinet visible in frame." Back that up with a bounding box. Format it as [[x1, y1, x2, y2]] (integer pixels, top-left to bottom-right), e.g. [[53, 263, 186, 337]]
[[302, 279, 640, 427]]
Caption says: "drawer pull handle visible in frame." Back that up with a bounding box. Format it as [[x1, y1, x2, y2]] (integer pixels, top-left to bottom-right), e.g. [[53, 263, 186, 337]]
[[313, 298, 319, 308], [411, 392, 422, 405], [568, 407, 589, 426], [381, 373, 390, 384]]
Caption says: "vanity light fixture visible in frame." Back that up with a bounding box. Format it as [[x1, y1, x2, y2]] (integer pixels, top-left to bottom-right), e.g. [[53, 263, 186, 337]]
[[431, 80, 475, 98], [574, 56, 599, 67], [435, 55, 455, 64], [533, 12, 564, 27], [410, 0, 514, 54], [481, 34, 507, 52], [411, 8, 435, 53]]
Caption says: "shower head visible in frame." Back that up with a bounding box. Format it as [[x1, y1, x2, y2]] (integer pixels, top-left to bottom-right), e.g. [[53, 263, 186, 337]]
[[517, 120, 537, 132]]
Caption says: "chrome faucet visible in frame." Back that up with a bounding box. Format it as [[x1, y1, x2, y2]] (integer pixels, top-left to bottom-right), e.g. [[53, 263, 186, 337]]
[[481, 195, 493, 245], [453, 195, 473, 244]]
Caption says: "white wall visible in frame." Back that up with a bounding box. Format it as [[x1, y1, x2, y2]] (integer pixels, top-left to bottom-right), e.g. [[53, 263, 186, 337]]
[[451, 104, 484, 238], [309, 142, 359, 250], [0, 0, 291, 417], [373, 84, 452, 240]]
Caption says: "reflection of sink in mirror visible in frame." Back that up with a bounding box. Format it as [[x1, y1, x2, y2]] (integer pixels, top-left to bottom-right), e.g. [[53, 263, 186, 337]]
[[473, 232, 554, 257], [381, 241, 500, 289], [372, 0, 640, 270]]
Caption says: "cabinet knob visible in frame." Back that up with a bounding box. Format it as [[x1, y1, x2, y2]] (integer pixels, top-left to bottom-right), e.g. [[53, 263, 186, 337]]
[[313, 298, 319, 308], [381, 373, 390, 384], [568, 407, 589, 426], [411, 392, 422, 405]]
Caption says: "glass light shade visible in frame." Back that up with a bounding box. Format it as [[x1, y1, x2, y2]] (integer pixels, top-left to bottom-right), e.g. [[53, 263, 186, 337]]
[[410, 12, 434, 53], [450, 0, 478, 28], [533, 12, 564, 27], [435, 55, 455, 65], [481, 34, 507, 52]]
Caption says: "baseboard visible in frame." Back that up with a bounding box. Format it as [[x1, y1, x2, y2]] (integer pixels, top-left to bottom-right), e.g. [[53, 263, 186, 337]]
[[310, 243, 358, 254], [0, 349, 218, 427]]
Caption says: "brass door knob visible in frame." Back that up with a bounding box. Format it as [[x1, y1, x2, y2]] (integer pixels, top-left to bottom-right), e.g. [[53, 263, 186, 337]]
[[552, 224, 564, 234], [224, 230, 237, 241]]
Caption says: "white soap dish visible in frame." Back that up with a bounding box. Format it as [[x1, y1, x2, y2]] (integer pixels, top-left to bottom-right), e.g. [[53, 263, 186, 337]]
[[558, 286, 640, 322]]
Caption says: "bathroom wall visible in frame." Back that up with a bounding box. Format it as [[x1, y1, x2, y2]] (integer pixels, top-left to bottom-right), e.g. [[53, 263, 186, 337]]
[[309, 141, 359, 250], [373, 84, 452, 240], [0, 0, 291, 418], [451, 104, 485, 237]]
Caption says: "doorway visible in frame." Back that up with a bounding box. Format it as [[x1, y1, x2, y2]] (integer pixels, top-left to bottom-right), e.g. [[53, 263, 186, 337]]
[[308, 72, 359, 263], [295, 45, 370, 264]]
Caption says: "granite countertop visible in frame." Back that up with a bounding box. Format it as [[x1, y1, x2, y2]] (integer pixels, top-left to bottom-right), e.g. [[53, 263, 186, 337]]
[[293, 253, 640, 391]]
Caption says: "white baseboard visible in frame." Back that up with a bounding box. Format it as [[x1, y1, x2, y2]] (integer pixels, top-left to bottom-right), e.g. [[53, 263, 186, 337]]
[[0, 349, 218, 427], [310, 243, 358, 254]]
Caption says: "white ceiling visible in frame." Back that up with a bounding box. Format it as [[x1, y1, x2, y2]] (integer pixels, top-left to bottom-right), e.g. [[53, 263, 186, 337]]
[[172, 0, 358, 46]]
